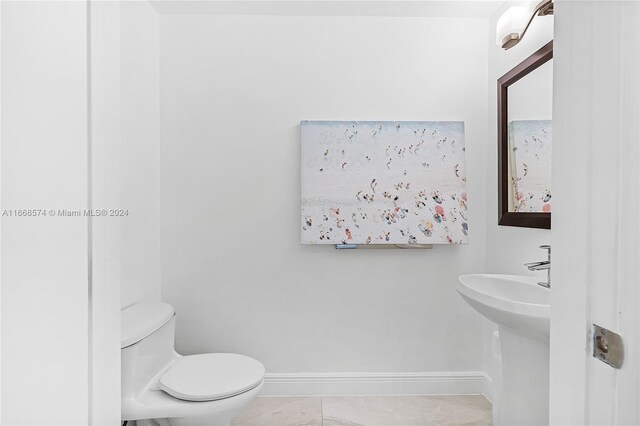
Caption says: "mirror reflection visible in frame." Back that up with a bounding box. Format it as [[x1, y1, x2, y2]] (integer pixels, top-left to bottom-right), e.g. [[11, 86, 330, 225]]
[[507, 59, 553, 213], [498, 40, 553, 229]]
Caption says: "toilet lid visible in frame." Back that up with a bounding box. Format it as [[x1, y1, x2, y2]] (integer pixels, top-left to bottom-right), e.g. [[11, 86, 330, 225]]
[[158, 353, 265, 402]]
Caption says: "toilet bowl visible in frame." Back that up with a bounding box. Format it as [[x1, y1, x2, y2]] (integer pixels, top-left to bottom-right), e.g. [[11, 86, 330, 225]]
[[121, 302, 265, 426]]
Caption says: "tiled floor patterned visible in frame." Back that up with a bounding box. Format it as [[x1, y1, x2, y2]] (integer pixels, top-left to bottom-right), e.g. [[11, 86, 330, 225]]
[[232, 395, 492, 426]]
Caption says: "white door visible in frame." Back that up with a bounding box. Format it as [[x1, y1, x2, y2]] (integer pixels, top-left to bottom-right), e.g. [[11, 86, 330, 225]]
[[550, 1, 640, 425]]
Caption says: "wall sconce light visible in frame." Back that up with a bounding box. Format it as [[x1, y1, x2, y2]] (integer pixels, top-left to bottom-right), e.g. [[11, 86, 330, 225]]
[[496, 0, 554, 50]]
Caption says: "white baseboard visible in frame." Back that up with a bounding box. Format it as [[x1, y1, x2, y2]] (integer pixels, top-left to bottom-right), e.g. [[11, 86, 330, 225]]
[[262, 372, 493, 400]]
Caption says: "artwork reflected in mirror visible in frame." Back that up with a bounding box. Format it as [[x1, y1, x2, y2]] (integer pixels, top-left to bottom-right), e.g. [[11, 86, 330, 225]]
[[498, 40, 553, 229], [509, 120, 552, 213]]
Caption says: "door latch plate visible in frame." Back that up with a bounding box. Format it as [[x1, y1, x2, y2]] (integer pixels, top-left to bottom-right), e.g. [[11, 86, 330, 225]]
[[593, 324, 624, 369]]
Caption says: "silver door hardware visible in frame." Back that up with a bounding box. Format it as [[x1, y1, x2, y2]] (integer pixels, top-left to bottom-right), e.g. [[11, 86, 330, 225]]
[[593, 324, 624, 369]]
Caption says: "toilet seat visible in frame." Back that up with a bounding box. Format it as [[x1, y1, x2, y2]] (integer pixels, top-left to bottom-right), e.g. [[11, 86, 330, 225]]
[[158, 353, 265, 402]]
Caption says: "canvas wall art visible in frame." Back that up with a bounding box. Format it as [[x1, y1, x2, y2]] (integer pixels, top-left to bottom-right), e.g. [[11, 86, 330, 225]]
[[508, 120, 552, 213], [300, 121, 468, 245]]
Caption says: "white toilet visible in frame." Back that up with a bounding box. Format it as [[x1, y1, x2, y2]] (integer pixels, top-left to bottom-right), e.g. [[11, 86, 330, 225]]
[[121, 302, 265, 426]]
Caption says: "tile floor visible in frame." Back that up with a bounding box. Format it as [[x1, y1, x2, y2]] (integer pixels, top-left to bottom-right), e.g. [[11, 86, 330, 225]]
[[232, 395, 492, 426]]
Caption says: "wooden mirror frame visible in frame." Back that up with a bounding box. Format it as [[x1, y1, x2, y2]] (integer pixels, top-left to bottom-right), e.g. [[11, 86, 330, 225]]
[[498, 40, 553, 229]]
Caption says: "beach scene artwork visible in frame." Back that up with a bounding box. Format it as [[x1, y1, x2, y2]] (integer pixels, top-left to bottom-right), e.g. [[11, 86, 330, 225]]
[[300, 120, 468, 245], [508, 120, 552, 213]]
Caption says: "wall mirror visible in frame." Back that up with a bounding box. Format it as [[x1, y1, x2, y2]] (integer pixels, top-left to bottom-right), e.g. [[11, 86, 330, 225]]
[[498, 40, 553, 229]]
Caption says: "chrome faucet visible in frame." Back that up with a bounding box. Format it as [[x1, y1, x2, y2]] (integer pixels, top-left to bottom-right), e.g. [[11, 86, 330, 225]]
[[525, 245, 551, 288]]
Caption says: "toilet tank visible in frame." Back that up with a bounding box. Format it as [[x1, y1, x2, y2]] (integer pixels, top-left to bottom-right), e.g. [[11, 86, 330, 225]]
[[121, 302, 178, 399]]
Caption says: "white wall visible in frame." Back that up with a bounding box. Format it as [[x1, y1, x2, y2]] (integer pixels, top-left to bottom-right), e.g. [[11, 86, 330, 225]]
[[119, 2, 162, 309], [159, 13, 491, 382], [88, 2, 162, 422], [1, 2, 90, 424], [90, 1, 124, 423]]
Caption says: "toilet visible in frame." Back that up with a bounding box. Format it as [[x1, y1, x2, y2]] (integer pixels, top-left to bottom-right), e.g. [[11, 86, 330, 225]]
[[121, 302, 265, 426]]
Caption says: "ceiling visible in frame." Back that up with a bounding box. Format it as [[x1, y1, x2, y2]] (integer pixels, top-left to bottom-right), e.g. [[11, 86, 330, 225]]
[[150, 0, 507, 18]]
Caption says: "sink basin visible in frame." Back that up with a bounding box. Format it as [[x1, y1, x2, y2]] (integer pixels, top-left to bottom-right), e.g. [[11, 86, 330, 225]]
[[456, 274, 550, 426], [456, 274, 550, 337]]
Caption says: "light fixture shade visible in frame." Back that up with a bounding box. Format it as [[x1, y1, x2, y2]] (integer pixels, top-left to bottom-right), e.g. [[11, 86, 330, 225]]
[[496, 6, 530, 47]]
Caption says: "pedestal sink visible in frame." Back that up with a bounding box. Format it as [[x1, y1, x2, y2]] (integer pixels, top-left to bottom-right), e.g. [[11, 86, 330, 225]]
[[456, 274, 550, 426]]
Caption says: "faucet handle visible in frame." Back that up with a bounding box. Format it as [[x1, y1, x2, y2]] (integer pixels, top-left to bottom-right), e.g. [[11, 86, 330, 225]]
[[540, 245, 551, 260]]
